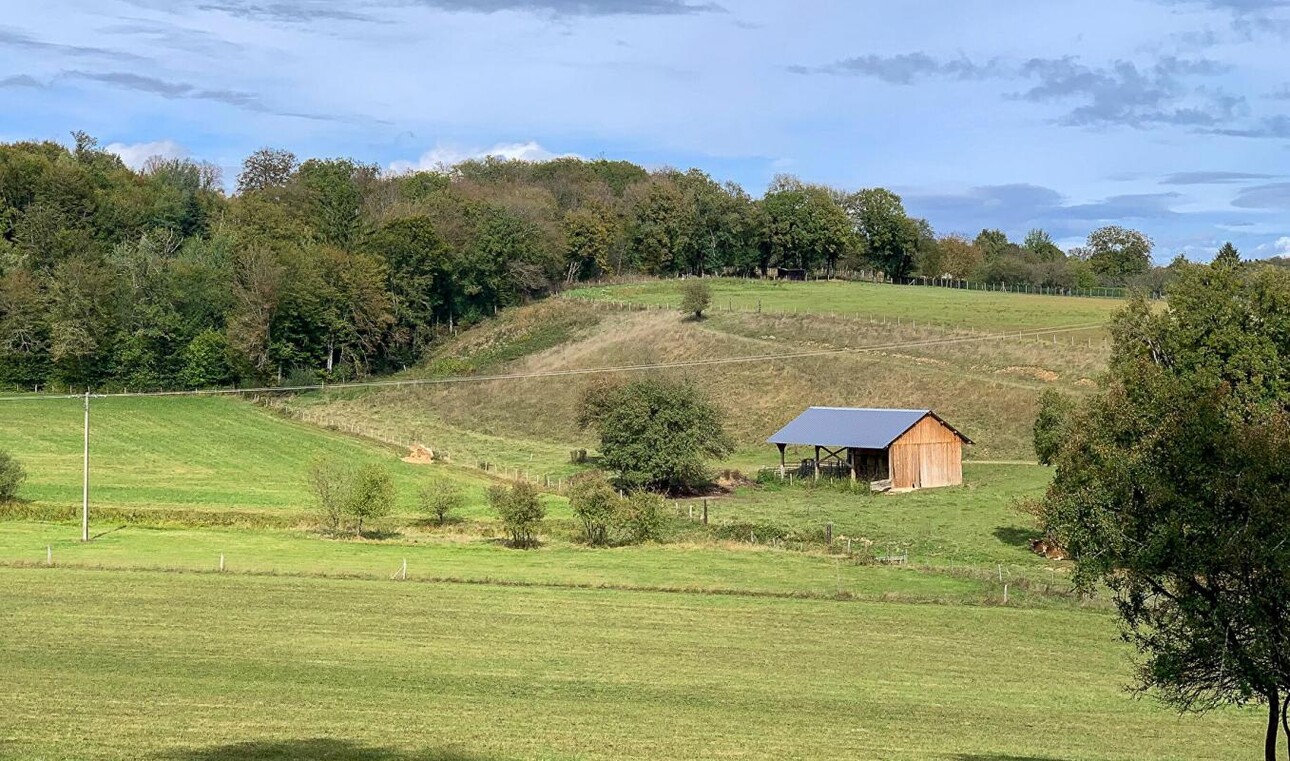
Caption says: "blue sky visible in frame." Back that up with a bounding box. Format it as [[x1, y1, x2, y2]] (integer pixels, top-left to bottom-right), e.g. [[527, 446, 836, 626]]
[[3, 0, 1289, 261]]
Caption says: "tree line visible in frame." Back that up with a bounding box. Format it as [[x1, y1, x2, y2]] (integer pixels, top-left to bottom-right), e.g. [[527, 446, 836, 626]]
[[2, 132, 1171, 392]]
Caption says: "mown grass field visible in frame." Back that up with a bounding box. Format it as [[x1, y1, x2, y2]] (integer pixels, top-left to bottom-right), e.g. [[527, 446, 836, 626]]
[[0, 567, 1258, 761], [0, 520, 1017, 603], [565, 278, 1125, 331]]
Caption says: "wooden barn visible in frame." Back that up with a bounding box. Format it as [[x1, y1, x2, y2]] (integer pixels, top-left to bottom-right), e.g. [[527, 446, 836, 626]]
[[768, 407, 971, 489]]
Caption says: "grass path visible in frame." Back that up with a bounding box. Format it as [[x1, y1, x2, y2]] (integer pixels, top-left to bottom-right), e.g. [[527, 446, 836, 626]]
[[0, 567, 1257, 761]]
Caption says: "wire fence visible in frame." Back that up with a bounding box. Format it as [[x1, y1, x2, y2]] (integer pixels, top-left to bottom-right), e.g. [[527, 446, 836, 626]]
[[14, 542, 1081, 606]]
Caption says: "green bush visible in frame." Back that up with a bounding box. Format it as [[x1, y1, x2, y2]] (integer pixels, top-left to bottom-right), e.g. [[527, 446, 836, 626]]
[[680, 279, 711, 319], [418, 478, 465, 525], [345, 464, 396, 536], [307, 457, 350, 531], [622, 491, 667, 543], [488, 481, 546, 548], [0, 450, 26, 502], [1033, 389, 1076, 466], [568, 474, 619, 545]]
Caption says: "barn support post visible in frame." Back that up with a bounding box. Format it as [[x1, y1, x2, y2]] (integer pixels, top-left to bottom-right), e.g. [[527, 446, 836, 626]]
[[813, 446, 820, 482], [777, 443, 786, 476], [849, 448, 857, 483]]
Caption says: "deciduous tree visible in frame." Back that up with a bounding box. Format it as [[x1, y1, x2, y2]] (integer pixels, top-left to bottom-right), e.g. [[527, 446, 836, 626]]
[[1034, 256, 1290, 760]]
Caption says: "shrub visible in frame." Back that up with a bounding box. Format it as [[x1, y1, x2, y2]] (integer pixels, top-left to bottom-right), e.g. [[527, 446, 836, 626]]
[[0, 450, 26, 502], [680, 279, 711, 319], [307, 457, 350, 531], [488, 481, 545, 548], [621, 491, 667, 543], [344, 464, 396, 536], [418, 478, 465, 525], [568, 474, 619, 545]]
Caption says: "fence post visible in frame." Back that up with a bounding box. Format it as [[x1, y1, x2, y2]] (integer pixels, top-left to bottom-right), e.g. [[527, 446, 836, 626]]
[[703, 499, 708, 525]]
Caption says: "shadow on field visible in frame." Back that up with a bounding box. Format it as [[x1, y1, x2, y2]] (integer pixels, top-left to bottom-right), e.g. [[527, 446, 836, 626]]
[[956, 755, 1070, 761], [160, 739, 493, 760], [992, 525, 1041, 549]]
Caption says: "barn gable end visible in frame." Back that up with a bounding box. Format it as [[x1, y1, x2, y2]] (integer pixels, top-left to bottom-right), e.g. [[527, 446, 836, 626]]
[[889, 415, 964, 489]]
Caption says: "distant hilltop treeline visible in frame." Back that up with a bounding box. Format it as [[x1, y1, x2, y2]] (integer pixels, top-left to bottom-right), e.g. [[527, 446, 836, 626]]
[[0, 132, 1187, 392]]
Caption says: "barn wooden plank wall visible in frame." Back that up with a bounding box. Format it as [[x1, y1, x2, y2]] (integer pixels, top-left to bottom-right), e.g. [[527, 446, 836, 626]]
[[889, 416, 963, 488]]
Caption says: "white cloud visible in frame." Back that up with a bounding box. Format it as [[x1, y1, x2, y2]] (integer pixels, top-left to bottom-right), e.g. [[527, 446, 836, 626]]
[[105, 139, 188, 170], [1276, 236, 1290, 257], [387, 141, 579, 174]]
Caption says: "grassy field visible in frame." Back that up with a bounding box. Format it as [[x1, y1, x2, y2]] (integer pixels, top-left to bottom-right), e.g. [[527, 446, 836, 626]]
[[0, 567, 1258, 761], [0, 281, 1248, 759], [718, 463, 1052, 566], [0, 395, 510, 518], [0, 520, 1026, 603], [565, 278, 1125, 331]]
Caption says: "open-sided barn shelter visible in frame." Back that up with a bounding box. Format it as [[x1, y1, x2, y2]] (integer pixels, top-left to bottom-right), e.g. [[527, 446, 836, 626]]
[[768, 407, 971, 489]]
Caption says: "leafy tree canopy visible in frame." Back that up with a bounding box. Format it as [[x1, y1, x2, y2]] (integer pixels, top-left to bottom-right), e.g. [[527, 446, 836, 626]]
[[1035, 256, 1290, 759]]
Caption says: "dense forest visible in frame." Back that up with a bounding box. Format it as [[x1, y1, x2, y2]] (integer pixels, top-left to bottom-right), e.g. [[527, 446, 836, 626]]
[[0, 133, 1184, 391]]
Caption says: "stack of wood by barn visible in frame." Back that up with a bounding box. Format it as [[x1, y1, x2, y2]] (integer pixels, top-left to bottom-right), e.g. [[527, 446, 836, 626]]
[[768, 407, 971, 489]]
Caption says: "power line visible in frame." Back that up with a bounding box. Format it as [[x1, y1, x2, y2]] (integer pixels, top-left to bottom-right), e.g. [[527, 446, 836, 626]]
[[0, 322, 1106, 404]]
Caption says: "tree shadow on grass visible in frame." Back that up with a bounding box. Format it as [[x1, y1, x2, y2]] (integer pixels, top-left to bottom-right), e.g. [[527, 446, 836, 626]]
[[160, 738, 495, 761], [956, 755, 1071, 761], [993, 525, 1041, 549]]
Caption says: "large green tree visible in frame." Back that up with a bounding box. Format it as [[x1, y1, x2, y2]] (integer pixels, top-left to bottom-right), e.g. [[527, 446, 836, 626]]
[[846, 188, 921, 279], [578, 377, 733, 493], [1083, 225, 1153, 281], [1035, 253, 1290, 760], [762, 177, 853, 276]]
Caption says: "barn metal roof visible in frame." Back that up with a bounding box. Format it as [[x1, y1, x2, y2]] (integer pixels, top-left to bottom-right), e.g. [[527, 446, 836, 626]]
[[767, 407, 971, 449]]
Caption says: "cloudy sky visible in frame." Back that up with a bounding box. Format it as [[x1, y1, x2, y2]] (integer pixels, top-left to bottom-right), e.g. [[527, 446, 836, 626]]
[[4, 0, 1289, 260]]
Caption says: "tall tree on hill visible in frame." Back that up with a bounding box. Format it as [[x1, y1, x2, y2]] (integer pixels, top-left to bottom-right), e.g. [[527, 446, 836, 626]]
[[296, 158, 379, 248], [562, 200, 620, 282], [1023, 228, 1065, 262], [762, 176, 853, 276], [364, 216, 452, 364], [1034, 253, 1290, 761], [974, 228, 1011, 261], [627, 178, 695, 275], [1083, 225, 1152, 281], [846, 188, 920, 279], [225, 247, 284, 379], [237, 148, 298, 195]]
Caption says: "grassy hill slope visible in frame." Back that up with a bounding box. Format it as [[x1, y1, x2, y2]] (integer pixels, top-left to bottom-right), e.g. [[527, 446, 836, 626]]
[[289, 281, 1115, 473], [567, 277, 1125, 330], [0, 395, 501, 520]]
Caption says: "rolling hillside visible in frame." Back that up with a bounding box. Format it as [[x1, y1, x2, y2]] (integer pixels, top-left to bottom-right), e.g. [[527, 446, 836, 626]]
[[287, 280, 1117, 474], [0, 395, 502, 521]]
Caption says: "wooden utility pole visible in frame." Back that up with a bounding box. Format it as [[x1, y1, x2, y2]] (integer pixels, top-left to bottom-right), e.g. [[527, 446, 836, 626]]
[[81, 391, 90, 542]]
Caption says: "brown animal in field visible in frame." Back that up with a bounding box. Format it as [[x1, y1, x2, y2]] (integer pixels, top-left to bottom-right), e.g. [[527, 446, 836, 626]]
[[1030, 537, 1067, 560]]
